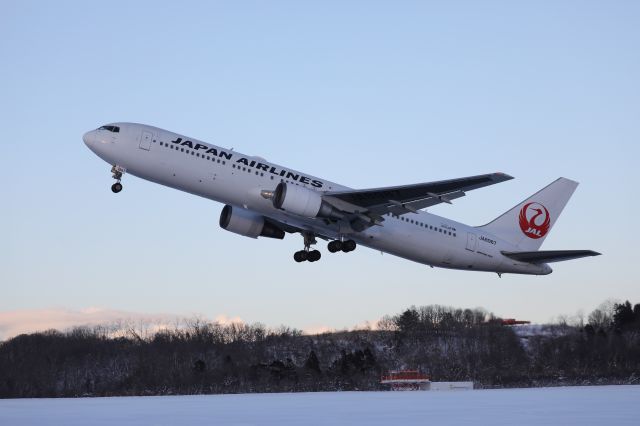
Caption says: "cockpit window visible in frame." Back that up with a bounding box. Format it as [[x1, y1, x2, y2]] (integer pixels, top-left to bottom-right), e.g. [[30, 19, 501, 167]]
[[98, 125, 120, 133]]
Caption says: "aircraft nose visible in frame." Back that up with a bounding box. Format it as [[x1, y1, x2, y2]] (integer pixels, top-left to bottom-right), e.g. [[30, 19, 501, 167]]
[[83, 130, 95, 147]]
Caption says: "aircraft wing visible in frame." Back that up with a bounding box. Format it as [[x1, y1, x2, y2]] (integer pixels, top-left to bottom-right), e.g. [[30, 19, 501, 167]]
[[324, 173, 513, 218], [501, 250, 601, 264]]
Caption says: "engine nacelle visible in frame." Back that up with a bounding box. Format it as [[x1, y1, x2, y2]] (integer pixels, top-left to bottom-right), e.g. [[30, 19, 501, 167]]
[[272, 182, 342, 219], [219, 205, 285, 239]]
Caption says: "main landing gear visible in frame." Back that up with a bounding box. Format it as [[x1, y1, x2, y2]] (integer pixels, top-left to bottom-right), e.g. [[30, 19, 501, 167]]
[[294, 249, 321, 263], [294, 233, 321, 263], [111, 165, 125, 193], [327, 239, 356, 253], [293, 235, 357, 263]]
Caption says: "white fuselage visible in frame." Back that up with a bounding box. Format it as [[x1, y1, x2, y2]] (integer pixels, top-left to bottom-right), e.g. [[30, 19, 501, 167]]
[[83, 123, 551, 275]]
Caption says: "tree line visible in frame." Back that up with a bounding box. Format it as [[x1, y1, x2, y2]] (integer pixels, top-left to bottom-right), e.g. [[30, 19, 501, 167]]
[[1, 301, 639, 398]]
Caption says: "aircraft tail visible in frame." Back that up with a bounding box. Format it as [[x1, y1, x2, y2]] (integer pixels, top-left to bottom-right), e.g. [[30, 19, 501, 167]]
[[477, 177, 578, 251]]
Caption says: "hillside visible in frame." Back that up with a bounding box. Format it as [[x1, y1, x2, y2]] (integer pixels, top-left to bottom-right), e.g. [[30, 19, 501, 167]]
[[1, 303, 639, 397]]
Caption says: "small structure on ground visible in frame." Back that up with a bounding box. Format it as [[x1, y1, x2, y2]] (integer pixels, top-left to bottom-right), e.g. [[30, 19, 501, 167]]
[[381, 370, 474, 391], [381, 370, 431, 390], [501, 318, 531, 326], [429, 381, 474, 391]]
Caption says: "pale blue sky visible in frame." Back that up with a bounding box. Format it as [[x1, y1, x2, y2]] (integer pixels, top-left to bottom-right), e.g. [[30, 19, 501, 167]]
[[2, 1, 638, 336]]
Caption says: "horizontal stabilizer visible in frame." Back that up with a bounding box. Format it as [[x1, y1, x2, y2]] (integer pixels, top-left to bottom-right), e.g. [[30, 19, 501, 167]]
[[501, 250, 601, 264]]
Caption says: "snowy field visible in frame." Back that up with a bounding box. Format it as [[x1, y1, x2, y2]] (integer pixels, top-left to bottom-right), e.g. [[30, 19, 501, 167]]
[[1, 385, 639, 425]]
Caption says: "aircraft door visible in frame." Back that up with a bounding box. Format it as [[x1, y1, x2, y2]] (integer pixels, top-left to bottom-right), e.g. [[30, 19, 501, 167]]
[[466, 233, 477, 252], [139, 131, 153, 151]]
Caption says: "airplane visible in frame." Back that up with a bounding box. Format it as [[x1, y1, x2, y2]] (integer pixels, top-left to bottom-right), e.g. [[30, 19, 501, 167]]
[[83, 123, 599, 276]]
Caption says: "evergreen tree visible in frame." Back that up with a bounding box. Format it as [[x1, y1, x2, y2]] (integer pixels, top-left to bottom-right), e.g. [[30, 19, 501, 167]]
[[613, 301, 634, 329], [304, 350, 321, 373], [395, 308, 420, 334]]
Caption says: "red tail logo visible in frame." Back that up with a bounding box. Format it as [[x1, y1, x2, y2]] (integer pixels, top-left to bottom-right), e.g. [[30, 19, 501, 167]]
[[518, 202, 550, 239]]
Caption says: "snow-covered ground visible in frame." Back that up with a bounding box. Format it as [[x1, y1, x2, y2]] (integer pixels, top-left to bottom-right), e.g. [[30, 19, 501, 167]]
[[1, 385, 638, 425]]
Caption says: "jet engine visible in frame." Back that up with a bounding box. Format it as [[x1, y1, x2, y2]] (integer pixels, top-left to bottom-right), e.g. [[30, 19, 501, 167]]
[[272, 182, 343, 219], [219, 205, 285, 239]]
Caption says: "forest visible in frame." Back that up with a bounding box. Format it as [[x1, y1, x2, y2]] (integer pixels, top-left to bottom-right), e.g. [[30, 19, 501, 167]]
[[1, 300, 639, 398]]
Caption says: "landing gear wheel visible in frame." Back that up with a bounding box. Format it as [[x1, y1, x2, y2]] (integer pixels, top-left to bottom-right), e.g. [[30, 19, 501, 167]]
[[327, 240, 343, 253], [342, 240, 356, 253], [294, 232, 321, 263], [110, 165, 125, 194], [307, 250, 321, 262], [294, 251, 308, 263]]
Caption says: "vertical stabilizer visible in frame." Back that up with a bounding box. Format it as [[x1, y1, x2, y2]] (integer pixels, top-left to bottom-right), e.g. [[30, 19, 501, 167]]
[[477, 178, 578, 251]]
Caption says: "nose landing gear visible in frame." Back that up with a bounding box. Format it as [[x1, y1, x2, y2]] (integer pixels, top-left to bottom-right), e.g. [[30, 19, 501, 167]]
[[111, 182, 123, 193], [110, 165, 126, 193]]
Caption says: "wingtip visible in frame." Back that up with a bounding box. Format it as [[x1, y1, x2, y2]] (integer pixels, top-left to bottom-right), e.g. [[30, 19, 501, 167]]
[[493, 172, 515, 181]]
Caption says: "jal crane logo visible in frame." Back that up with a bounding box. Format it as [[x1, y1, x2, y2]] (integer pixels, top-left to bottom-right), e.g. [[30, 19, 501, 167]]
[[518, 202, 550, 239]]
